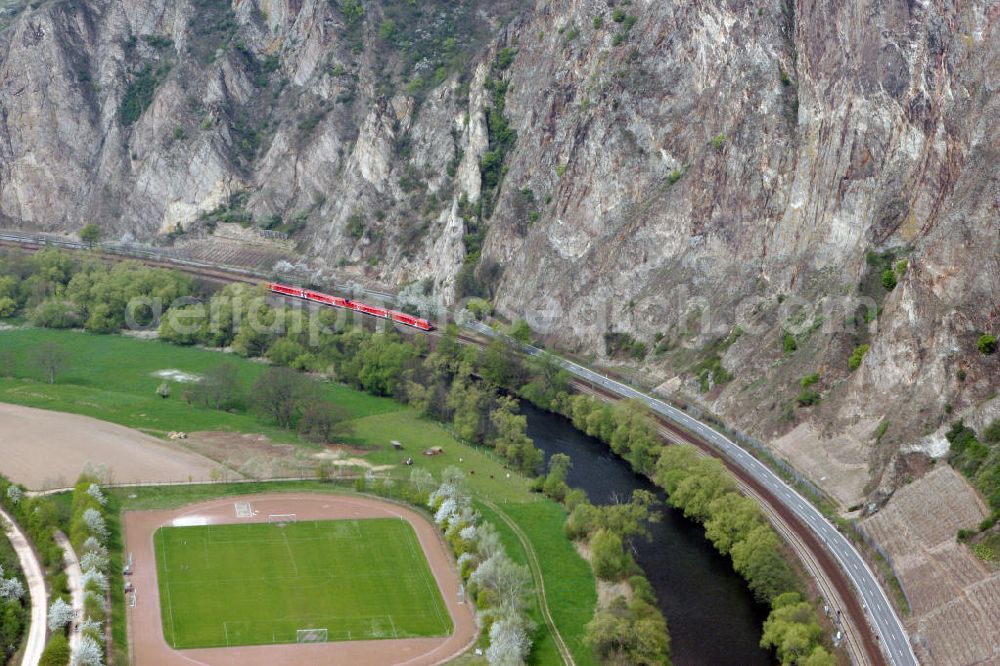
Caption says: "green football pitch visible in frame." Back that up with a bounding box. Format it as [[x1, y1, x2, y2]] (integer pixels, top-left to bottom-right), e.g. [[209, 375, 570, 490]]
[[154, 518, 453, 648]]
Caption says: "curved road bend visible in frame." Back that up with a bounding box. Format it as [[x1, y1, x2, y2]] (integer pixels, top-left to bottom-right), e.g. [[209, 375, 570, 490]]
[[0, 230, 915, 664], [465, 321, 917, 666], [0, 506, 47, 666]]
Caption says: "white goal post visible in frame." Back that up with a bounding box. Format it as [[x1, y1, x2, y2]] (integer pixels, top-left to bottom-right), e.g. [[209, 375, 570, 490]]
[[296, 628, 327, 643], [267, 513, 297, 524]]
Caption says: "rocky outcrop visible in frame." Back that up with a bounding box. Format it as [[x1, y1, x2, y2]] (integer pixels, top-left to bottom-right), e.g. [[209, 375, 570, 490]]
[[0, 0, 998, 497]]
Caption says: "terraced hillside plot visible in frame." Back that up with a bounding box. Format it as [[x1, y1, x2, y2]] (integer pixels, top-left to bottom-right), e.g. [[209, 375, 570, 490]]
[[154, 519, 452, 649]]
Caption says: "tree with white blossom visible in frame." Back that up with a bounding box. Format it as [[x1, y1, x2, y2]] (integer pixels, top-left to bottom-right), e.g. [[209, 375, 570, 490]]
[[85, 484, 107, 506], [74, 634, 104, 665], [48, 597, 75, 632], [0, 577, 24, 601], [82, 568, 108, 592], [5, 486, 22, 505], [476, 523, 504, 560], [486, 615, 533, 666], [81, 508, 107, 539], [434, 497, 458, 528], [80, 551, 109, 573], [82, 537, 107, 558], [409, 468, 435, 495], [78, 617, 102, 636], [471, 553, 532, 617]]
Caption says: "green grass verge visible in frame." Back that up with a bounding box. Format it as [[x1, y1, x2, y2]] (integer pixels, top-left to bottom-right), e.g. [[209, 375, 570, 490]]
[[477, 501, 598, 666], [502, 502, 598, 666], [154, 518, 450, 648], [474, 501, 556, 665]]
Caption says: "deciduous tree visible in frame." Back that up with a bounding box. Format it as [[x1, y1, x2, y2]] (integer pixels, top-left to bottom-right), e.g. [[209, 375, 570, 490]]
[[192, 363, 243, 411], [79, 224, 101, 247], [298, 399, 350, 444], [30, 341, 70, 384], [253, 366, 308, 429]]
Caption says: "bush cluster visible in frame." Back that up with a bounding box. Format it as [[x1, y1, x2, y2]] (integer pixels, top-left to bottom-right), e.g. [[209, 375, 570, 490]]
[[947, 420, 1000, 513], [0, 248, 194, 333]]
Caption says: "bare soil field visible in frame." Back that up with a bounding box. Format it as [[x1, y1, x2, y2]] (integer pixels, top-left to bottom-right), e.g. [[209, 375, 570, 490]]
[[123, 493, 477, 666], [0, 403, 219, 489], [179, 431, 315, 480], [861, 466, 999, 666]]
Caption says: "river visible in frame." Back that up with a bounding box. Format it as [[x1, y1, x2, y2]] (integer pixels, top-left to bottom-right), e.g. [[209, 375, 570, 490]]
[[523, 403, 771, 666]]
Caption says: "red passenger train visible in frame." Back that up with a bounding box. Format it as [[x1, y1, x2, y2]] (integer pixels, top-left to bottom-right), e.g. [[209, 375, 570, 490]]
[[267, 282, 435, 331]]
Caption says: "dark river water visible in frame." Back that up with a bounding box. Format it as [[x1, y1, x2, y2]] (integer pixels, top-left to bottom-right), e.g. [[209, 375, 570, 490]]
[[522, 403, 771, 666]]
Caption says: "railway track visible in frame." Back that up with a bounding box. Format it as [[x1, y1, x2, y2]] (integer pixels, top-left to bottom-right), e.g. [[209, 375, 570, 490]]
[[0, 230, 912, 665]]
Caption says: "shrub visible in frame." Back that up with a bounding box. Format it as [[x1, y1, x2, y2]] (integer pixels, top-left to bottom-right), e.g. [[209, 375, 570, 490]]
[[710, 133, 726, 150], [38, 632, 69, 666], [881, 268, 897, 291], [978, 334, 997, 355], [983, 419, 1000, 444], [694, 355, 732, 392], [782, 332, 796, 355], [496, 47, 515, 70], [0, 297, 16, 318], [31, 300, 78, 328], [120, 64, 169, 126], [946, 421, 989, 478], [604, 331, 647, 360], [79, 223, 101, 246], [590, 529, 629, 580], [796, 389, 820, 407], [345, 211, 365, 240], [848, 344, 870, 371], [378, 18, 397, 41]]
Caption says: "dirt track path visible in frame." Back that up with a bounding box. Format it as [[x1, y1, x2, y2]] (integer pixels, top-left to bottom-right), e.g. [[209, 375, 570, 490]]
[[124, 493, 477, 666], [55, 532, 84, 660], [0, 506, 46, 666]]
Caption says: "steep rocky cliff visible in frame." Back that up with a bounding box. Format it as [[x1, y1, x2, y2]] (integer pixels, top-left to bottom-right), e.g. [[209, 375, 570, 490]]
[[1, 0, 998, 503]]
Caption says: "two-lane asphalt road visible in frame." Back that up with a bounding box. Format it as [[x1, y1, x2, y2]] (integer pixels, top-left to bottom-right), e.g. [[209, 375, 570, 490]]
[[465, 320, 918, 666]]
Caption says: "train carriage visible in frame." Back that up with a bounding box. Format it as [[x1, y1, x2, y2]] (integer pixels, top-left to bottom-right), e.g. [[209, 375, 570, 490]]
[[267, 282, 434, 331]]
